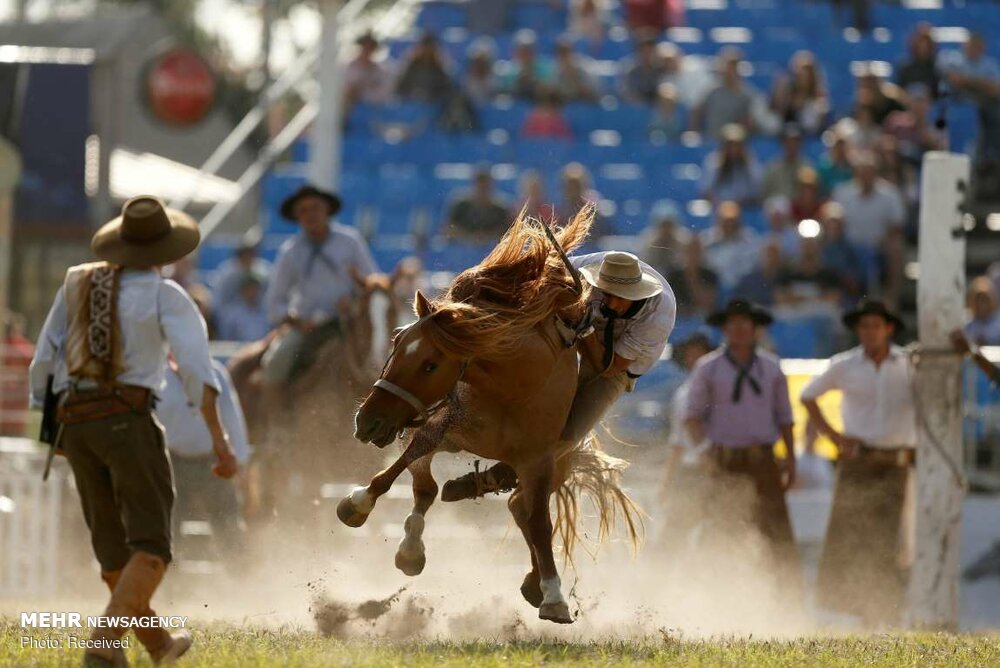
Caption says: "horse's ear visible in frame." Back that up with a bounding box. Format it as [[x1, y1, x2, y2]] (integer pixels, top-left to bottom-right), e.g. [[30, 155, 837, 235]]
[[414, 290, 432, 317]]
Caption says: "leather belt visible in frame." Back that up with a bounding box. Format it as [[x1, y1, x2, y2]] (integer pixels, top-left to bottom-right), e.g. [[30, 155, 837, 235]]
[[857, 444, 915, 467], [711, 443, 774, 466], [57, 384, 153, 425]]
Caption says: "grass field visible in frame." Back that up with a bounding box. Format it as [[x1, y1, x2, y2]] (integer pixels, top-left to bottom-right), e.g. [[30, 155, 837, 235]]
[[3, 622, 999, 667]]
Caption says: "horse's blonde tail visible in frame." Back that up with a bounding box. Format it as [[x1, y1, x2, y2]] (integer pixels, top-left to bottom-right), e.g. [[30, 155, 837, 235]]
[[552, 435, 644, 564]]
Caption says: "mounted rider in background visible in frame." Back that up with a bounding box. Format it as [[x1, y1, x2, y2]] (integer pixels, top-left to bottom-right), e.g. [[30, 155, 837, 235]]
[[261, 185, 378, 387]]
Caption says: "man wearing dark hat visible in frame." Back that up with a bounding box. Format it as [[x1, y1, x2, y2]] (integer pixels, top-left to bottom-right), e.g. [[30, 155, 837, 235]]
[[801, 299, 916, 625], [441, 251, 676, 502], [262, 185, 377, 387], [28, 196, 237, 665], [684, 298, 799, 571]]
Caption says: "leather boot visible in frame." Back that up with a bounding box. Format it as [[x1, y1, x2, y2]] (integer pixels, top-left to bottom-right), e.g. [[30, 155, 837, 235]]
[[441, 462, 518, 501], [91, 552, 192, 666]]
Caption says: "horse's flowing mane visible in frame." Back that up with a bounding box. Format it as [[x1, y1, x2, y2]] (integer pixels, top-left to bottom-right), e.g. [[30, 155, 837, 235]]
[[421, 205, 594, 359]]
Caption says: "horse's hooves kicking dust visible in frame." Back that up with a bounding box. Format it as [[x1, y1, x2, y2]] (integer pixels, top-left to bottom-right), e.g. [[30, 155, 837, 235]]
[[336, 487, 373, 528], [538, 600, 574, 624]]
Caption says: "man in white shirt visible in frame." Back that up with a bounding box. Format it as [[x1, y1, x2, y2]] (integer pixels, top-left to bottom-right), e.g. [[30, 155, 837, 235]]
[[29, 196, 237, 666], [262, 185, 378, 386], [160, 358, 252, 561], [441, 251, 677, 501], [801, 299, 916, 625]]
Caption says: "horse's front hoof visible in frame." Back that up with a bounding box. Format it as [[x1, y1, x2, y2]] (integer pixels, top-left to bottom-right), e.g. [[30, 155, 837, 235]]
[[336, 496, 369, 528], [538, 601, 574, 624], [520, 571, 543, 608], [394, 549, 426, 576]]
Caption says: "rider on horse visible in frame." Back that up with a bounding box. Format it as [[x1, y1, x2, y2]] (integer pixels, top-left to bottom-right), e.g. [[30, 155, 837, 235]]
[[441, 250, 677, 501], [262, 185, 378, 387]]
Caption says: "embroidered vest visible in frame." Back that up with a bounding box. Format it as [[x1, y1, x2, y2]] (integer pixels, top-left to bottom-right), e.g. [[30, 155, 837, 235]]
[[63, 262, 126, 384]]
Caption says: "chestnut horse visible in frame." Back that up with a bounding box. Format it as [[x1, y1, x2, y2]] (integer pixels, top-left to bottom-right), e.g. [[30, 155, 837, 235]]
[[338, 210, 640, 624]]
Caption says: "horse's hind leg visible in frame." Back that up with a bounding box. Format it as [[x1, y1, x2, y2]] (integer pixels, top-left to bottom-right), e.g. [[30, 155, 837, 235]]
[[337, 428, 438, 528], [513, 455, 573, 624], [508, 488, 544, 608], [395, 453, 437, 576]]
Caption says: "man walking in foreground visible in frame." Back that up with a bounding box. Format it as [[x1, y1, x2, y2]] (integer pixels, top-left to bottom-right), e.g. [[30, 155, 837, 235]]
[[29, 196, 237, 666]]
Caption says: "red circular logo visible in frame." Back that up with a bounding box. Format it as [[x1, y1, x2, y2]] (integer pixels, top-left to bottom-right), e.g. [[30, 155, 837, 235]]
[[145, 49, 216, 127]]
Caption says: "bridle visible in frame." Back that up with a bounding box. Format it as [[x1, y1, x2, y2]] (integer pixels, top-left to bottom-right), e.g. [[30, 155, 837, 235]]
[[372, 314, 469, 427]]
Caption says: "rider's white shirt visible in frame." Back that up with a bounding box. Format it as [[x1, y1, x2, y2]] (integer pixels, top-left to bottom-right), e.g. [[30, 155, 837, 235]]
[[570, 252, 677, 376], [265, 222, 378, 324]]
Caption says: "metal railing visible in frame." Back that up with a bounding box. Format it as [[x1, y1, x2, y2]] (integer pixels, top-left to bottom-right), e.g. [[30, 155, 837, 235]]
[[167, 0, 411, 233]]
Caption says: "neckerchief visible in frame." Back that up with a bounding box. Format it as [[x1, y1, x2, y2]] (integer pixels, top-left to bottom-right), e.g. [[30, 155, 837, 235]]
[[723, 348, 761, 402], [304, 237, 339, 278], [598, 297, 647, 369]]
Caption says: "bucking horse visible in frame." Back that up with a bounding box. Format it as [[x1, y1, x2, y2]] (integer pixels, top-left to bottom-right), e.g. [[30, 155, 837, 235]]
[[338, 208, 641, 624]]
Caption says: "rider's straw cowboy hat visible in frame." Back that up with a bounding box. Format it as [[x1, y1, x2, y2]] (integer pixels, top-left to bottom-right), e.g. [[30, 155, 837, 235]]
[[579, 251, 663, 301], [91, 196, 200, 267]]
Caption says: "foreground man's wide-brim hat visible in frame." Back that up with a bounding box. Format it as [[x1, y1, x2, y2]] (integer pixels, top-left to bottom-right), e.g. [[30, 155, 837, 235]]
[[706, 298, 774, 327], [91, 196, 200, 267], [279, 184, 343, 222], [841, 298, 905, 332], [579, 251, 663, 301]]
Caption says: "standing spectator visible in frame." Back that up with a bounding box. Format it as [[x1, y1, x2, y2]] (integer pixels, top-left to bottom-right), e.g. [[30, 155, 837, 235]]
[[558, 162, 606, 231], [769, 51, 830, 135], [211, 230, 271, 310], [818, 202, 865, 301], [161, 358, 252, 563], [732, 241, 784, 308], [938, 32, 1000, 162], [965, 277, 1000, 346], [802, 300, 916, 626], [764, 195, 801, 259], [1, 311, 33, 436], [837, 105, 883, 153], [896, 23, 940, 99], [700, 200, 763, 291], [833, 153, 906, 302], [700, 124, 762, 206], [344, 32, 392, 106], [553, 37, 599, 102], [642, 199, 691, 275], [395, 32, 453, 102], [521, 87, 574, 139], [619, 31, 664, 103], [855, 65, 906, 125], [762, 125, 813, 201], [876, 134, 918, 209], [463, 40, 498, 105], [648, 82, 684, 142], [775, 237, 842, 308], [499, 29, 555, 101], [685, 300, 799, 581], [667, 237, 719, 317], [817, 127, 854, 195], [832, 152, 905, 304], [568, 0, 608, 52], [516, 169, 556, 225], [218, 275, 271, 343], [884, 84, 946, 166], [692, 48, 757, 138], [790, 166, 826, 222], [444, 166, 512, 243]]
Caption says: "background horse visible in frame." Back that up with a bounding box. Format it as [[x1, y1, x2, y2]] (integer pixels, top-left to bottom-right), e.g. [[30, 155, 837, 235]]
[[229, 267, 408, 522], [340, 209, 640, 624]]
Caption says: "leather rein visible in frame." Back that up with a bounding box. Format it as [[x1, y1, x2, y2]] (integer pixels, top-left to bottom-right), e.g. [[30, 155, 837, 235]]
[[373, 314, 469, 427]]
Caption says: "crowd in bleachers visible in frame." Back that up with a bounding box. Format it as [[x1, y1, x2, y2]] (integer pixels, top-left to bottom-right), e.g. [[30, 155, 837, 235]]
[[193, 0, 1000, 360]]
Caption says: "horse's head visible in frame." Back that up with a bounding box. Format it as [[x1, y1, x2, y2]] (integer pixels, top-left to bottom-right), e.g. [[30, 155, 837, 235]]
[[354, 290, 468, 447]]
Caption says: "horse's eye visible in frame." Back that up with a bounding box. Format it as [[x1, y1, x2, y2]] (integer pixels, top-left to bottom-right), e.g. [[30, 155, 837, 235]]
[[423, 361, 438, 373]]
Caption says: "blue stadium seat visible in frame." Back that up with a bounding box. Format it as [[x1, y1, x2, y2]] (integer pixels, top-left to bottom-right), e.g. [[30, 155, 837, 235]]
[[416, 1, 468, 31]]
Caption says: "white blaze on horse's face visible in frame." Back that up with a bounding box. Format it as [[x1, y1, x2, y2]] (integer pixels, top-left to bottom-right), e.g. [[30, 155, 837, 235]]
[[404, 336, 422, 358]]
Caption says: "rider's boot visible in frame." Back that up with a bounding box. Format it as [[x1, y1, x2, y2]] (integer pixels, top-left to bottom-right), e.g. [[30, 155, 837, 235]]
[[441, 462, 519, 502]]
